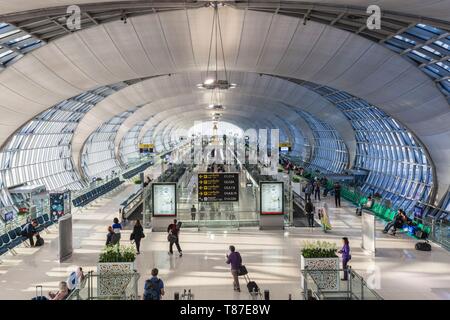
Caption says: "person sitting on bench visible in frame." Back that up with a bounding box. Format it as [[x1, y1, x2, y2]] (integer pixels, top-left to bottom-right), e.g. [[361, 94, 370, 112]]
[[21, 219, 38, 247], [383, 209, 406, 235], [364, 196, 374, 210]]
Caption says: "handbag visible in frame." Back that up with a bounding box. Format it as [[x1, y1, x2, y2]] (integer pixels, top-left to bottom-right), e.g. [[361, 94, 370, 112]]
[[238, 265, 248, 276], [130, 233, 135, 241], [167, 234, 177, 243]]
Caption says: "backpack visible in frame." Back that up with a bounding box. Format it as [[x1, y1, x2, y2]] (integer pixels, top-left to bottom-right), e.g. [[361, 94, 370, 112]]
[[35, 235, 44, 247], [415, 242, 431, 252], [144, 278, 161, 300]]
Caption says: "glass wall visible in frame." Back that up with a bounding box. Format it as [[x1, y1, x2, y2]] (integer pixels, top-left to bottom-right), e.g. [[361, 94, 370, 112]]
[[119, 121, 145, 165], [81, 110, 136, 180], [384, 23, 450, 98], [0, 84, 127, 192], [296, 110, 349, 173], [302, 82, 434, 212]]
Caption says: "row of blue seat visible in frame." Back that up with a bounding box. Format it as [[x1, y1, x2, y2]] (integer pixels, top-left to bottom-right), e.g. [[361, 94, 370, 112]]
[[0, 214, 54, 256], [122, 161, 153, 180], [72, 178, 123, 207]]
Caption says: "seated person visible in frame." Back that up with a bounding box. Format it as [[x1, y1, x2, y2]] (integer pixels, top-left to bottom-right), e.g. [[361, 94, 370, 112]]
[[67, 267, 85, 292], [21, 219, 39, 247], [383, 209, 406, 235], [49, 281, 69, 300], [363, 196, 374, 209]]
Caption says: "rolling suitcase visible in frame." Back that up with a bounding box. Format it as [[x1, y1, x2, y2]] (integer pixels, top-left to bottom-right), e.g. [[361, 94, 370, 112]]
[[240, 266, 262, 299], [32, 285, 47, 300]]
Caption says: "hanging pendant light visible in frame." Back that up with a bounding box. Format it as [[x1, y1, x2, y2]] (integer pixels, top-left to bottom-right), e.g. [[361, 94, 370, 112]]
[[197, 1, 236, 90]]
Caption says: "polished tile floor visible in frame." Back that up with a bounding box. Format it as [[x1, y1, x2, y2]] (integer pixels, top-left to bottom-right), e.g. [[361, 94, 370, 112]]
[[1, 182, 449, 300]]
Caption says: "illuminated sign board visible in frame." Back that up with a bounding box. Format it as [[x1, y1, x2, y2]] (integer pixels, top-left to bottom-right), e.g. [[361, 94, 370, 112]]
[[152, 183, 177, 216], [260, 182, 284, 215], [139, 143, 154, 153], [198, 173, 239, 202]]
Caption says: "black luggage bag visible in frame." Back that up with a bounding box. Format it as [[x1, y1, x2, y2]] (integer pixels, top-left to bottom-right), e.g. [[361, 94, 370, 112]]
[[239, 265, 261, 298], [415, 241, 431, 251], [35, 235, 44, 247]]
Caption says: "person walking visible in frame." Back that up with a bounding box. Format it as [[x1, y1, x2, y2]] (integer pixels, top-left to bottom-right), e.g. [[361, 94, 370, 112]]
[[305, 199, 315, 227], [167, 219, 182, 257], [304, 182, 313, 202], [190, 204, 197, 221], [143, 268, 165, 300], [105, 226, 114, 246], [111, 217, 122, 245], [225, 245, 242, 292], [131, 219, 145, 254], [338, 237, 351, 281], [314, 179, 321, 201], [334, 182, 342, 207]]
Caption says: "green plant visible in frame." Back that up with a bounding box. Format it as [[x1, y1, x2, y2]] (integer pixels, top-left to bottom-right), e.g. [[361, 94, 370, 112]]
[[278, 168, 284, 173], [99, 244, 136, 263], [301, 241, 338, 258], [133, 179, 142, 184], [292, 176, 300, 183]]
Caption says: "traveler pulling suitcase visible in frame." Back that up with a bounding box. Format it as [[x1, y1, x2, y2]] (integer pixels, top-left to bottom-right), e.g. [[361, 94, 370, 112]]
[[239, 265, 262, 299], [415, 241, 431, 251]]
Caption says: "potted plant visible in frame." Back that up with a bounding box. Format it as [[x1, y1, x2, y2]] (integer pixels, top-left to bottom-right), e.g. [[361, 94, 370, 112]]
[[97, 245, 137, 296], [300, 241, 340, 291]]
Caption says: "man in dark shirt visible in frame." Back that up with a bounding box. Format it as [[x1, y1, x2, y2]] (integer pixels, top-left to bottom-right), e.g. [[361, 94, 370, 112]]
[[226, 245, 242, 292], [190, 205, 197, 221], [167, 219, 182, 257], [334, 182, 342, 207], [305, 199, 315, 227], [22, 219, 38, 246]]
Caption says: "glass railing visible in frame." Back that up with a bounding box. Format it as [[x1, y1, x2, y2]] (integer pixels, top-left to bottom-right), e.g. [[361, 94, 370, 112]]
[[428, 218, 450, 250], [302, 267, 383, 300], [66, 271, 140, 300]]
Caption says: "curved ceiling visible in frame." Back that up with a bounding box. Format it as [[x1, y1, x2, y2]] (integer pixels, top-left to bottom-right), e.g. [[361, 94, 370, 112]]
[[69, 71, 355, 172], [0, 6, 448, 197]]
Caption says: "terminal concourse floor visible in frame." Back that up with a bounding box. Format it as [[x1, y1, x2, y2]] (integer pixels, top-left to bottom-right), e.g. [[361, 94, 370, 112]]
[[0, 185, 449, 300]]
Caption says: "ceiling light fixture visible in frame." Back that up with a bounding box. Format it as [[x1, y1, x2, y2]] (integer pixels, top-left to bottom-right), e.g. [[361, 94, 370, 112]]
[[197, 1, 236, 91]]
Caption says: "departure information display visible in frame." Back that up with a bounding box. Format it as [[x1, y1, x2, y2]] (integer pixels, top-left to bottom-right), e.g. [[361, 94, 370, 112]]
[[198, 173, 239, 202], [152, 183, 177, 216], [260, 182, 284, 215]]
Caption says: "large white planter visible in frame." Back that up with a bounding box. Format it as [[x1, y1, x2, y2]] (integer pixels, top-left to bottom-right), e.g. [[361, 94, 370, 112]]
[[301, 255, 340, 291], [97, 262, 135, 297]]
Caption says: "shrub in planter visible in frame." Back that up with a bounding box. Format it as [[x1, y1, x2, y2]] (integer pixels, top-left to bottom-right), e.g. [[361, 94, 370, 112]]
[[133, 179, 142, 184], [278, 168, 284, 173], [292, 176, 301, 183], [301, 241, 338, 258], [99, 244, 136, 263], [301, 241, 340, 291]]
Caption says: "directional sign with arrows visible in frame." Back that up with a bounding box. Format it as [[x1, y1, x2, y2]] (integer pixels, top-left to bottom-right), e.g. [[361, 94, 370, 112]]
[[197, 173, 239, 202]]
